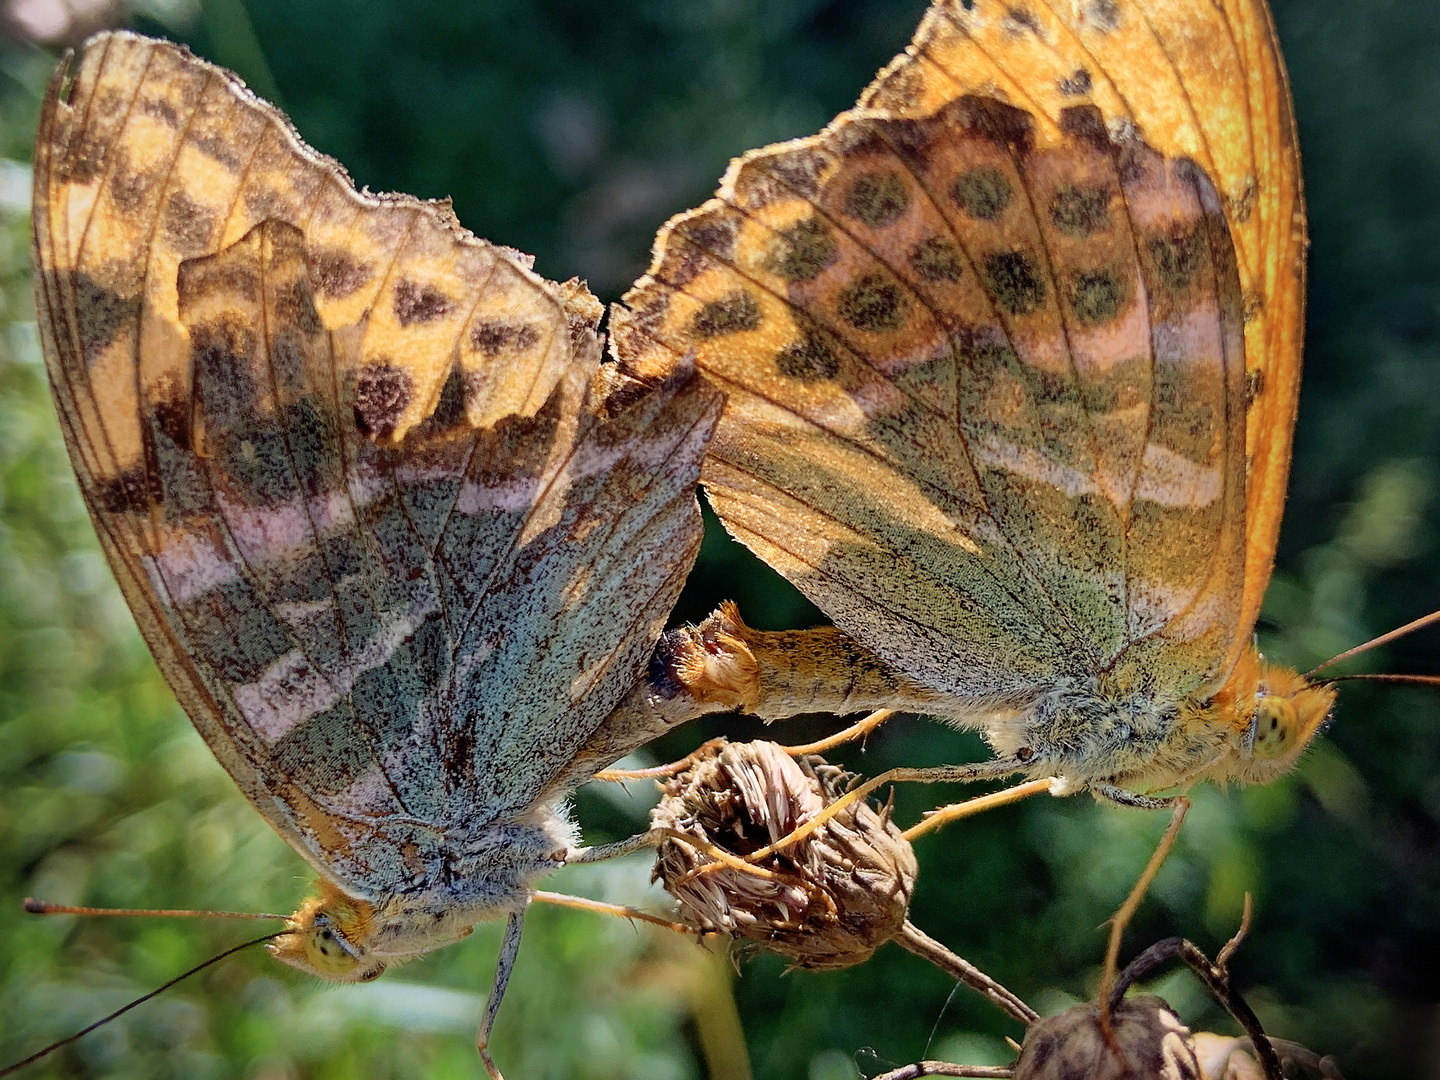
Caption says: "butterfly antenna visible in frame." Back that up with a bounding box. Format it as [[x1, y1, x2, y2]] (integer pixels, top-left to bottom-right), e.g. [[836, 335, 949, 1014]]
[[0, 930, 282, 1077], [1304, 608, 1440, 679], [24, 898, 289, 920]]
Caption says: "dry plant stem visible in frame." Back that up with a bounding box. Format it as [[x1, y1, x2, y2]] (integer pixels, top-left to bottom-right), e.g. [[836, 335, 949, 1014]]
[[778, 708, 895, 755], [0, 931, 281, 1079], [529, 891, 702, 935], [1098, 795, 1190, 1045], [897, 920, 1038, 1025], [902, 778, 1055, 840], [879, 1069, 1011, 1079], [1215, 892, 1254, 970], [1108, 937, 1283, 1080]]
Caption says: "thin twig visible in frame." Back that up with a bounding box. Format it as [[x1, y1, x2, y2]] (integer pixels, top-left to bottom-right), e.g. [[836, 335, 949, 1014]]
[[897, 921, 1038, 1026]]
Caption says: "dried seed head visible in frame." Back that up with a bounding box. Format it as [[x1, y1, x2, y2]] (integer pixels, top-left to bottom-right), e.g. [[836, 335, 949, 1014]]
[[650, 739, 917, 969], [1014, 997, 1202, 1080]]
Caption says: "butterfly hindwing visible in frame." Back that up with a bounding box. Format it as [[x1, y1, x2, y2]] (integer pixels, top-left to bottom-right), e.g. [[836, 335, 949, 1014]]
[[613, 58, 1250, 703], [34, 32, 721, 896]]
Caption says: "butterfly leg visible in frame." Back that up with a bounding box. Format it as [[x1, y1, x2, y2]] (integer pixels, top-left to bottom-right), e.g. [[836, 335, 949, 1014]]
[[902, 777, 1058, 841], [711, 757, 1030, 868], [477, 910, 524, 1080], [1091, 783, 1181, 810]]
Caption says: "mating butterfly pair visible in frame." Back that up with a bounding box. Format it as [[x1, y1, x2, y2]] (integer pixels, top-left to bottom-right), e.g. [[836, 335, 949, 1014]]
[[27, 0, 1323, 1074]]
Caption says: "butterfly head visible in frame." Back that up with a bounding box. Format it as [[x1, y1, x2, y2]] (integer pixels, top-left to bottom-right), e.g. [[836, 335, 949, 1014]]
[[1224, 659, 1337, 785], [269, 881, 389, 983]]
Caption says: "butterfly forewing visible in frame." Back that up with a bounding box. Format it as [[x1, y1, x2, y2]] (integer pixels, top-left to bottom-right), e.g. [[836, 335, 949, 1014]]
[[859, 0, 1304, 674], [33, 32, 721, 896]]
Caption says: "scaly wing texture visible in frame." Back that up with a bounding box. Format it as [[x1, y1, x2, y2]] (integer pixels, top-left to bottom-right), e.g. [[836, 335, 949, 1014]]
[[856, 0, 1305, 686], [33, 33, 721, 897], [613, 0, 1267, 702]]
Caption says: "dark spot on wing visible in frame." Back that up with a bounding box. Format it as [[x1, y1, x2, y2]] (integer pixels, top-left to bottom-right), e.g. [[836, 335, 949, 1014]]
[[1004, 6, 1040, 34], [776, 327, 841, 381], [952, 167, 1013, 220], [187, 130, 242, 172], [982, 251, 1045, 315], [838, 274, 907, 332], [1083, 0, 1121, 32], [142, 96, 179, 126], [107, 161, 158, 216], [677, 215, 739, 262], [151, 394, 194, 454], [690, 291, 762, 338], [353, 363, 413, 440], [1058, 68, 1093, 96], [429, 366, 468, 429], [1147, 228, 1206, 296], [767, 218, 838, 282], [1247, 367, 1265, 407], [163, 190, 217, 255], [1067, 268, 1129, 325], [392, 279, 454, 326], [94, 467, 152, 514], [71, 272, 140, 354], [309, 247, 373, 299], [469, 321, 541, 357], [1050, 184, 1113, 237], [909, 236, 965, 283], [1058, 105, 1112, 153], [955, 95, 1034, 152], [844, 171, 910, 228]]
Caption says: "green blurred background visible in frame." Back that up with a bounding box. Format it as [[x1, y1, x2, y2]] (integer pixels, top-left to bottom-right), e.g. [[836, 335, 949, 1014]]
[[1, 0, 1437, 1077]]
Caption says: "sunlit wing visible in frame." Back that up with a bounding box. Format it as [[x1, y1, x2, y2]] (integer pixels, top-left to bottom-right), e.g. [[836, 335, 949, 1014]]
[[33, 32, 721, 898], [611, 0, 1295, 703], [857, 0, 1305, 681]]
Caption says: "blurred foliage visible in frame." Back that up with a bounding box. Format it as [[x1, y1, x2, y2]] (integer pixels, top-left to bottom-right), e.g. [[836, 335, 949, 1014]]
[[0, 0, 1437, 1077]]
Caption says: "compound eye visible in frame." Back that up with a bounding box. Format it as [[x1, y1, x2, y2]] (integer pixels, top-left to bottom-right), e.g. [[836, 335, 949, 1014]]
[[1248, 695, 1298, 760], [315, 926, 347, 961], [303, 917, 361, 976]]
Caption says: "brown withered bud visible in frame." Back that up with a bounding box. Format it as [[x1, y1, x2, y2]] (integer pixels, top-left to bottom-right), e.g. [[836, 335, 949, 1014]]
[[650, 739, 916, 970], [1013, 996, 1202, 1080]]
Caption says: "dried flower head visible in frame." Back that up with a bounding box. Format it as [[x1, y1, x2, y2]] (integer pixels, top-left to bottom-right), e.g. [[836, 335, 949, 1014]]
[[1013, 996, 1202, 1080], [651, 739, 916, 969]]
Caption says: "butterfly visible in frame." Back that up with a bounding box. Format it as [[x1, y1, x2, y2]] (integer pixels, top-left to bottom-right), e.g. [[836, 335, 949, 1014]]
[[30, 29, 720, 1072], [611, 0, 1336, 806]]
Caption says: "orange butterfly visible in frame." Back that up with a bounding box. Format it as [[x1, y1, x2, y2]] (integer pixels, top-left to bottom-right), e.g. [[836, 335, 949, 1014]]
[[613, 0, 1334, 806]]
